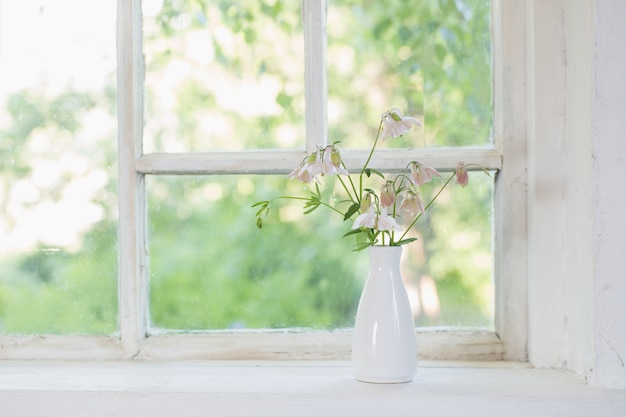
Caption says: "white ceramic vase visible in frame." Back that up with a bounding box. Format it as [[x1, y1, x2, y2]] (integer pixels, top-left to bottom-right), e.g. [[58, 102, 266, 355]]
[[352, 245, 417, 383]]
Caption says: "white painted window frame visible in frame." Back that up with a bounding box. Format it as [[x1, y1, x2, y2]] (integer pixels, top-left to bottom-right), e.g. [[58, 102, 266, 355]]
[[0, 0, 526, 362]]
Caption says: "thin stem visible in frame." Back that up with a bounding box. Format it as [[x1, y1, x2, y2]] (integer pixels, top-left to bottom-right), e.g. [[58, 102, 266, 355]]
[[336, 176, 353, 200], [345, 171, 360, 204], [359, 121, 384, 201], [398, 172, 457, 242], [266, 195, 311, 204], [360, 121, 384, 176], [317, 200, 347, 217]]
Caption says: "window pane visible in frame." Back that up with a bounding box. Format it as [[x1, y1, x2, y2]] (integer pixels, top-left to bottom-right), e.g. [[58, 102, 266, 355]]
[[147, 172, 493, 332], [0, 1, 117, 334], [327, 0, 492, 149], [143, 0, 305, 152]]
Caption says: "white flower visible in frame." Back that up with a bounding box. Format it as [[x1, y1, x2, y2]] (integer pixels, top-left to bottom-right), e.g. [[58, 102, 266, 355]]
[[352, 206, 377, 229], [380, 108, 422, 141], [306, 148, 324, 178], [322, 145, 349, 176], [376, 207, 403, 232]]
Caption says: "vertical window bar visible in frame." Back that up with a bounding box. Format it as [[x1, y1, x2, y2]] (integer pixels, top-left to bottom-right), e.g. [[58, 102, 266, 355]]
[[303, 0, 328, 151], [492, 0, 528, 360], [117, 0, 148, 356]]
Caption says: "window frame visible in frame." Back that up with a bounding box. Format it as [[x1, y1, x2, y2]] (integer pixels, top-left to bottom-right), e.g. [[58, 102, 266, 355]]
[[0, 0, 526, 361]]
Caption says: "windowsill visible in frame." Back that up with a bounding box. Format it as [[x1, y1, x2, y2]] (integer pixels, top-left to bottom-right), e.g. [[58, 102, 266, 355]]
[[2, 360, 625, 416]]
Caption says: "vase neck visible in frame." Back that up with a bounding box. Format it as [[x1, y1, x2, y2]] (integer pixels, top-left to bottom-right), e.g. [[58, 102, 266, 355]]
[[368, 246, 403, 270]]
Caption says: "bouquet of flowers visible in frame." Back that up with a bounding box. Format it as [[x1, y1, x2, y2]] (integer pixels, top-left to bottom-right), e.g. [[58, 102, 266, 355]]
[[253, 108, 486, 251]]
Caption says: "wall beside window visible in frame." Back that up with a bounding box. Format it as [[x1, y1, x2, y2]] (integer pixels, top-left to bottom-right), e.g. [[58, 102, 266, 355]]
[[526, 0, 626, 389]]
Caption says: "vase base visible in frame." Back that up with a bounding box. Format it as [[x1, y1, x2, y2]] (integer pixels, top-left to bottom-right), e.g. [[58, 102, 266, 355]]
[[354, 374, 414, 384]]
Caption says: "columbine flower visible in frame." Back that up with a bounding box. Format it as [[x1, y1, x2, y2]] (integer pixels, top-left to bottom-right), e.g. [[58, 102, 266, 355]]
[[256, 106, 486, 251], [380, 181, 396, 208], [376, 207, 402, 232], [399, 190, 425, 217], [352, 206, 377, 229], [289, 149, 324, 183], [306, 148, 324, 178], [410, 161, 441, 186], [380, 107, 422, 141], [456, 162, 469, 187], [288, 162, 312, 183], [322, 145, 349, 176]]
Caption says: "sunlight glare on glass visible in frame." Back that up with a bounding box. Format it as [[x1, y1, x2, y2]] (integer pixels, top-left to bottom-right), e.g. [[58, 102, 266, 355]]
[[0, 0, 118, 334]]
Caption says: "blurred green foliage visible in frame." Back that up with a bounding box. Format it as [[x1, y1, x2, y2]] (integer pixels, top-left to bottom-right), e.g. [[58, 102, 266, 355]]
[[326, 0, 492, 148], [0, 0, 493, 335]]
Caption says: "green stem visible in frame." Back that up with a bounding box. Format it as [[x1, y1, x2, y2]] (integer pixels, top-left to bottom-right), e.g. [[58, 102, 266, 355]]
[[265, 194, 346, 217], [360, 121, 383, 176], [337, 175, 356, 204], [262, 195, 311, 205], [345, 170, 360, 204], [397, 171, 457, 242], [318, 200, 347, 217], [359, 121, 384, 201]]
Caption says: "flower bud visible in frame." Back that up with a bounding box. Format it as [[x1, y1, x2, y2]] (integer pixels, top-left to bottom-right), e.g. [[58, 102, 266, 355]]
[[360, 193, 372, 213], [306, 151, 317, 164], [380, 181, 396, 208], [456, 162, 469, 187], [330, 146, 343, 167], [389, 109, 402, 121]]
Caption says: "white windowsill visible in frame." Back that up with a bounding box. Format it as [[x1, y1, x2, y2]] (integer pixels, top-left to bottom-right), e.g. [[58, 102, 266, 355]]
[[2, 360, 625, 417]]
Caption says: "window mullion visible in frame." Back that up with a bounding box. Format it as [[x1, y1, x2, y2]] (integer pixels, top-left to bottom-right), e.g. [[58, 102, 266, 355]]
[[303, 0, 328, 151], [492, 0, 528, 361], [117, 0, 148, 356]]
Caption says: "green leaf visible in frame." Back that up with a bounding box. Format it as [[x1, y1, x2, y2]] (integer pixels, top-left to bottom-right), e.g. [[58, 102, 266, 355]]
[[364, 168, 385, 179], [343, 203, 360, 221], [303, 206, 319, 214], [394, 238, 418, 246], [343, 228, 364, 238], [353, 241, 374, 252]]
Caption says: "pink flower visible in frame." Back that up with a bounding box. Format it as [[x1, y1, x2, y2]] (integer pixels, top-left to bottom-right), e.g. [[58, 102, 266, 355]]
[[410, 161, 441, 186], [288, 162, 312, 183], [455, 162, 469, 187], [399, 191, 425, 217], [380, 108, 422, 141], [380, 181, 396, 208], [288, 150, 323, 183], [376, 207, 402, 232]]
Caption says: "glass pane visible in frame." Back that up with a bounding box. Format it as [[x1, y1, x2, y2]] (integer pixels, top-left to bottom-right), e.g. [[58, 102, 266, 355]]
[[0, 1, 117, 334], [327, 0, 492, 149], [143, 0, 305, 152], [147, 172, 493, 332]]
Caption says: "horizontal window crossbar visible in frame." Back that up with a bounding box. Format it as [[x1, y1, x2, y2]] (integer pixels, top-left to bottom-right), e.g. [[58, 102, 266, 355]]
[[136, 148, 502, 175]]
